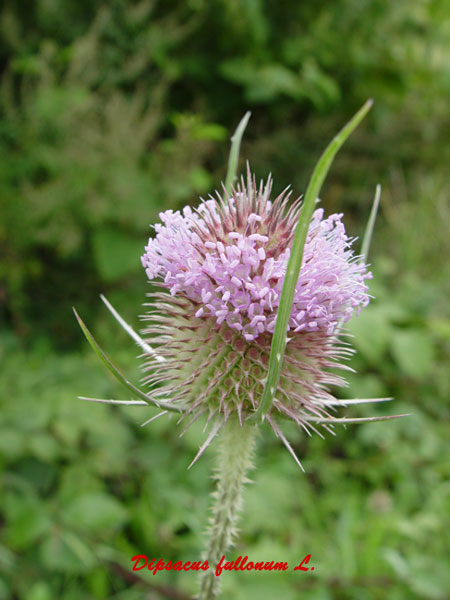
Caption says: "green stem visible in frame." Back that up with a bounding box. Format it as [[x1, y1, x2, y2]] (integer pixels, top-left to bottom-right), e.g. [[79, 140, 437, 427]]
[[197, 418, 257, 600]]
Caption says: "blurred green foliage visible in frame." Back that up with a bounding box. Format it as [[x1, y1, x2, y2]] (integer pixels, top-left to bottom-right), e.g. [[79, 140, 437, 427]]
[[0, 0, 449, 599]]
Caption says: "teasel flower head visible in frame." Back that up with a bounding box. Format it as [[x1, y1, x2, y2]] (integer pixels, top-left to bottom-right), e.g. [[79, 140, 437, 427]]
[[139, 170, 373, 467]]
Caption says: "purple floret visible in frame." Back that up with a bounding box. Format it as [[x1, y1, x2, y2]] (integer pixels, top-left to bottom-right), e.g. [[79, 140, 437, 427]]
[[141, 176, 371, 341]]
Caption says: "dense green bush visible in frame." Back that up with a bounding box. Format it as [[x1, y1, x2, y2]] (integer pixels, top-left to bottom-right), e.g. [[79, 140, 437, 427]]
[[1, 0, 449, 340], [1, 1, 449, 599]]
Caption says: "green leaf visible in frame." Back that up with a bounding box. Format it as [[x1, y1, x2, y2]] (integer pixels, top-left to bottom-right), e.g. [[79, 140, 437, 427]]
[[92, 228, 144, 282], [27, 582, 52, 600], [40, 530, 96, 573], [253, 99, 373, 422], [225, 111, 251, 193], [248, 63, 304, 102], [391, 329, 435, 379], [0, 429, 25, 461], [0, 578, 10, 600], [360, 184, 381, 263], [192, 123, 227, 142], [63, 492, 128, 533], [73, 308, 181, 412], [6, 497, 51, 550], [28, 433, 60, 461], [301, 58, 341, 109], [348, 307, 391, 364]]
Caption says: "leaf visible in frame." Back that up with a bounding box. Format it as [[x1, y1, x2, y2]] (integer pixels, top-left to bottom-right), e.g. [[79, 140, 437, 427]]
[[360, 184, 381, 263], [92, 228, 144, 282], [391, 329, 435, 379], [40, 530, 96, 573], [0, 578, 10, 600], [6, 498, 51, 550], [73, 308, 181, 412], [63, 492, 128, 533], [249, 64, 303, 102], [348, 307, 391, 364], [219, 58, 257, 86], [225, 111, 251, 193], [28, 433, 60, 461], [383, 548, 410, 578], [301, 57, 341, 109], [253, 99, 373, 422], [0, 429, 25, 461], [27, 582, 53, 600]]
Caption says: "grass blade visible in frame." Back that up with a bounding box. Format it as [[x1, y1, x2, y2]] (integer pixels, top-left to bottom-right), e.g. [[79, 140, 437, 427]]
[[73, 308, 182, 413], [252, 99, 374, 423], [224, 111, 251, 194]]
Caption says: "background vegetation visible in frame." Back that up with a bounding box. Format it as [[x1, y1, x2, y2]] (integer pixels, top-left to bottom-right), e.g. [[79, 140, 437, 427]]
[[1, 1, 449, 599]]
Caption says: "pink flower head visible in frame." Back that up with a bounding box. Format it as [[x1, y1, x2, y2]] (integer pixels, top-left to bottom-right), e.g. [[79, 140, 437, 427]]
[[141, 176, 371, 341], [140, 172, 372, 466]]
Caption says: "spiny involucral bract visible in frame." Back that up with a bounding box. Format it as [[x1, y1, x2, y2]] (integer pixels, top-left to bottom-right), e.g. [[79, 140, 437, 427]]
[[140, 173, 372, 461]]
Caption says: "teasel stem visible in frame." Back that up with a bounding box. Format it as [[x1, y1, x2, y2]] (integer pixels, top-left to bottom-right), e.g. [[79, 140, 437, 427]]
[[197, 417, 257, 600]]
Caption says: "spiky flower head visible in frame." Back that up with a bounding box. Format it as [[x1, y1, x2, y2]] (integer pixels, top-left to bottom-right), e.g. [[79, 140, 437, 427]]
[[140, 172, 372, 465]]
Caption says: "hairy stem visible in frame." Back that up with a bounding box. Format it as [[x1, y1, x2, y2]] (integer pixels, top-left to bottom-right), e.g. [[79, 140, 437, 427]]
[[197, 418, 257, 600]]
